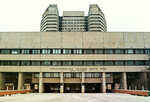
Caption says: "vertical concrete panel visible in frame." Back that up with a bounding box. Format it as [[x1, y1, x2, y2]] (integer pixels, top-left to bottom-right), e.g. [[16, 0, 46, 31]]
[[60, 72, 64, 93], [39, 72, 43, 93], [18, 72, 25, 90], [81, 72, 85, 93], [102, 72, 106, 93], [121, 72, 127, 90]]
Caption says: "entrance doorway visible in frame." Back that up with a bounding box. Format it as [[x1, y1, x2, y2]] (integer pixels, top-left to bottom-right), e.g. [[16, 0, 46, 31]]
[[85, 83, 101, 93], [64, 84, 81, 93], [44, 83, 60, 93]]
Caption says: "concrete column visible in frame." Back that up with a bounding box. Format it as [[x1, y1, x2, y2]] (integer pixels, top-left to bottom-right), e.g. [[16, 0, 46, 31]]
[[18, 72, 25, 90], [102, 72, 106, 93], [81, 72, 85, 93], [39, 72, 43, 93], [0, 72, 6, 90], [60, 72, 64, 93], [121, 72, 127, 90]]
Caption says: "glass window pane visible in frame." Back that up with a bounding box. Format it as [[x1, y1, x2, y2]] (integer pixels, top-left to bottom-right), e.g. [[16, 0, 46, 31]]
[[21, 61, 30, 66], [84, 50, 93, 54], [1, 49, 10, 54], [42, 49, 51, 54], [31, 61, 40, 66], [135, 61, 145, 65], [11, 49, 20, 54], [106, 73, 111, 78], [52, 61, 61, 66], [125, 61, 134, 65], [84, 61, 93, 66], [94, 61, 103, 66], [22, 49, 30, 54], [94, 49, 103, 54], [125, 49, 133, 54], [34, 73, 39, 78], [115, 61, 124, 66], [104, 50, 113, 54], [73, 61, 82, 66], [115, 50, 124, 54], [32, 50, 40, 54], [63, 49, 72, 54], [10, 61, 20, 66], [41, 61, 50, 66], [105, 61, 114, 66], [53, 49, 61, 54], [135, 50, 144, 54], [73, 49, 82, 54], [1, 61, 10, 65], [62, 61, 72, 66]]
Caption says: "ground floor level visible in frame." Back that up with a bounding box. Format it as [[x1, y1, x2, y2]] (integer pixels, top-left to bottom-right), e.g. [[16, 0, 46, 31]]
[[0, 72, 150, 93], [0, 93, 149, 102]]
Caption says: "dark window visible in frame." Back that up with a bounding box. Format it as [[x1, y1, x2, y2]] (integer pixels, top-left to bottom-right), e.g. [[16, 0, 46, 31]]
[[73, 61, 83, 66], [1, 61, 10, 66], [145, 49, 150, 54], [84, 61, 93, 66], [105, 61, 114, 66], [31, 61, 40, 66], [94, 49, 103, 54], [10, 61, 20, 66], [34, 73, 39, 78], [62, 61, 72, 66], [104, 50, 113, 54], [135, 61, 145, 65], [52, 61, 61, 66], [135, 49, 144, 54], [21, 61, 30, 66], [125, 61, 134, 65], [114, 50, 124, 54], [41, 61, 51, 66], [94, 61, 103, 66], [84, 50, 93, 54], [115, 61, 124, 66], [106, 73, 111, 78], [1, 49, 10, 54]]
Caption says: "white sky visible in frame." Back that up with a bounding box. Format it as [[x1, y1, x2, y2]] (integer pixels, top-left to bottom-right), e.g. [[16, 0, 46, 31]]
[[0, 0, 150, 32]]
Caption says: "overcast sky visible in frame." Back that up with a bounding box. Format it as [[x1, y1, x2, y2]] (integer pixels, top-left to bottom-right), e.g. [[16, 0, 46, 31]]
[[0, 0, 150, 32]]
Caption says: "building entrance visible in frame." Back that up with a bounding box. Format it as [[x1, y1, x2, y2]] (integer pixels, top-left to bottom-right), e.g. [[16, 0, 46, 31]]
[[44, 83, 60, 93], [64, 84, 81, 93], [85, 83, 101, 93]]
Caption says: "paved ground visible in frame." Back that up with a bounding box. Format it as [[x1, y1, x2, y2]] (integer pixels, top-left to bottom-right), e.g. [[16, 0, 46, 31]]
[[0, 93, 149, 102]]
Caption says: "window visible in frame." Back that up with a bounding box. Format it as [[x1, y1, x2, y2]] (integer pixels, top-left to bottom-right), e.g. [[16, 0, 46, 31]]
[[21, 61, 30, 66], [135, 61, 145, 65], [84, 49, 93, 54], [106, 73, 111, 78], [34, 73, 39, 78], [22, 49, 30, 54], [135, 49, 144, 54], [43, 72, 60, 78], [10, 61, 20, 66], [1, 49, 10, 54], [125, 49, 133, 54], [42, 49, 51, 54], [63, 49, 72, 54], [41, 61, 51, 66], [145, 49, 150, 54], [64, 73, 81, 78], [94, 61, 103, 66], [73, 61, 82, 66], [1, 61, 10, 66], [84, 61, 93, 66], [105, 61, 114, 66], [52, 49, 61, 54], [52, 61, 61, 66], [31, 61, 40, 66], [115, 61, 124, 66], [125, 61, 134, 65], [104, 50, 113, 54], [62, 61, 72, 66], [85, 73, 101, 78], [94, 49, 103, 54], [73, 49, 82, 54], [114, 50, 124, 54], [32, 49, 40, 54], [11, 49, 20, 54]]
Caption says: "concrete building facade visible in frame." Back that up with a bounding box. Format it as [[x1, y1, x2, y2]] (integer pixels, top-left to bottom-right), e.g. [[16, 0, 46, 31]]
[[40, 4, 107, 32], [0, 32, 150, 93]]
